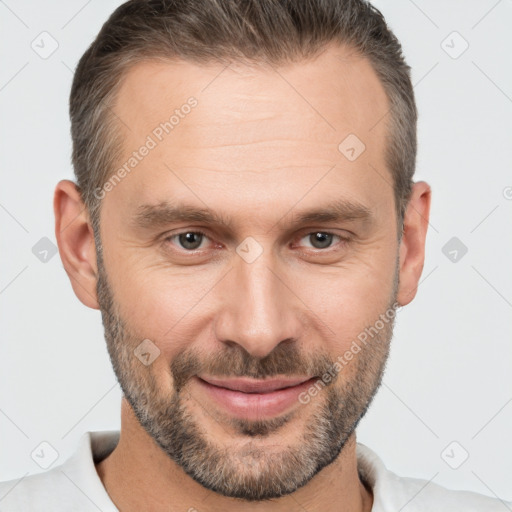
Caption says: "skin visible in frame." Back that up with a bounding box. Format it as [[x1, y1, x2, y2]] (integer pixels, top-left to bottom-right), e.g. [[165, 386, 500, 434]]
[[54, 44, 431, 512]]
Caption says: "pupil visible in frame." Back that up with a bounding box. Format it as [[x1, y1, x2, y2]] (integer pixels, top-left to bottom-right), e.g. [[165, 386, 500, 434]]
[[311, 232, 332, 249], [180, 232, 202, 250]]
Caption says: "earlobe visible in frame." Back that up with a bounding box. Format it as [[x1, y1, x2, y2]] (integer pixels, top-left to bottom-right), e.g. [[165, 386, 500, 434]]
[[54, 179, 100, 310], [396, 181, 432, 307]]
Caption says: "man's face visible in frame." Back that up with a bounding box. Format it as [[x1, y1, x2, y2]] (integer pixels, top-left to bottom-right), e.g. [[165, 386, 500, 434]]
[[96, 46, 399, 500]]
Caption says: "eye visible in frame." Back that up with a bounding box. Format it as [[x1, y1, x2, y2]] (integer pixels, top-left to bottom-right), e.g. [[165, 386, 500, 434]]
[[298, 232, 345, 250], [166, 231, 209, 251]]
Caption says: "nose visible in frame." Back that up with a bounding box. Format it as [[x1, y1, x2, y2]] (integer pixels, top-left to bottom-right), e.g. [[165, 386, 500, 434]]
[[213, 248, 304, 359]]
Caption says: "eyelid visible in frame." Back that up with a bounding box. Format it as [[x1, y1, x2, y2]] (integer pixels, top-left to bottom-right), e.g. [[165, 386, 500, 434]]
[[163, 228, 351, 253], [294, 230, 350, 250], [163, 229, 213, 250]]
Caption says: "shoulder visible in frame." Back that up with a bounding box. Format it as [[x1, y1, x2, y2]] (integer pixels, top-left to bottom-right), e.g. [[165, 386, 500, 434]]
[[376, 472, 511, 511], [0, 466, 79, 512], [356, 442, 512, 511], [0, 431, 119, 512]]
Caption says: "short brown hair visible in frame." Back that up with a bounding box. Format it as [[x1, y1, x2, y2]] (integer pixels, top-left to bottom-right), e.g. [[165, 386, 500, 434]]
[[70, 0, 417, 237]]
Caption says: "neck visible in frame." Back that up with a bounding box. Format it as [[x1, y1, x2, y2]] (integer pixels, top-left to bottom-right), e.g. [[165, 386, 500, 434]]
[[95, 399, 373, 512]]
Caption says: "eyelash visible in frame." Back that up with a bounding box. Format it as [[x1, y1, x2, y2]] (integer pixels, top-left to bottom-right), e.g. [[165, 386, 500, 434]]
[[163, 230, 349, 254], [163, 230, 211, 252]]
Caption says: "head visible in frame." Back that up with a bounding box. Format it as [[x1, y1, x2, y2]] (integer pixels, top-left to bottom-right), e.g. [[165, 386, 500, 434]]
[[55, 0, 430, 502]]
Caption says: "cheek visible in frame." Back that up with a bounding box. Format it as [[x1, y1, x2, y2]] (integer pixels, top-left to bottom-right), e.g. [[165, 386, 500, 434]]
[[107, 261, 220, 359], [295, 254, 396, 350]]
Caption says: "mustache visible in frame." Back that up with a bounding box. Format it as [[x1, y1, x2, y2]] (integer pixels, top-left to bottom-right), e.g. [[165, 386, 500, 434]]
[[170, 341, 336, 392]]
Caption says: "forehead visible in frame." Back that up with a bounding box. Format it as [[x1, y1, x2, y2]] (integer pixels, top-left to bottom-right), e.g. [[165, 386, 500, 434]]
[[107, 45, 392, 220], [113, 46, 389, 141]]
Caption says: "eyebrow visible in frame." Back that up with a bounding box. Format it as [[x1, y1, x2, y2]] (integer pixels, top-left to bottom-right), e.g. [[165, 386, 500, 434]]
[[131, 198, 373, 232]]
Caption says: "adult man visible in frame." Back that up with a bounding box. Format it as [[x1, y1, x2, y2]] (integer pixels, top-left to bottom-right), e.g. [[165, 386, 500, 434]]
[[0, 0, 509, 510]]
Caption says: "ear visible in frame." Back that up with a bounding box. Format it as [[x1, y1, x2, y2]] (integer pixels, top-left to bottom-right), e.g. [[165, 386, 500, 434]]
[[397, 181, 432, 306], [54, 179, 99, 309]]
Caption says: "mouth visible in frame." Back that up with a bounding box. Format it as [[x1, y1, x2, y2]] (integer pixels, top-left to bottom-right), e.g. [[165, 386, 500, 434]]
[[193, 375, 318, 420]]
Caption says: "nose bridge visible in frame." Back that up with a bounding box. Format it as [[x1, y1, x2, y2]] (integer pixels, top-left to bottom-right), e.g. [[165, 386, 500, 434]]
[[214, 244, 300, 358]]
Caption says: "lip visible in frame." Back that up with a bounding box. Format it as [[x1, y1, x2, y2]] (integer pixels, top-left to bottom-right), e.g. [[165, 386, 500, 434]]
[[194, 375, 318, 420]]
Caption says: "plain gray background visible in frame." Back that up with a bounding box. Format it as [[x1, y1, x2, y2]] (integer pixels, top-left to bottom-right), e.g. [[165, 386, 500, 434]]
[[1, 0, 511, 503]]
